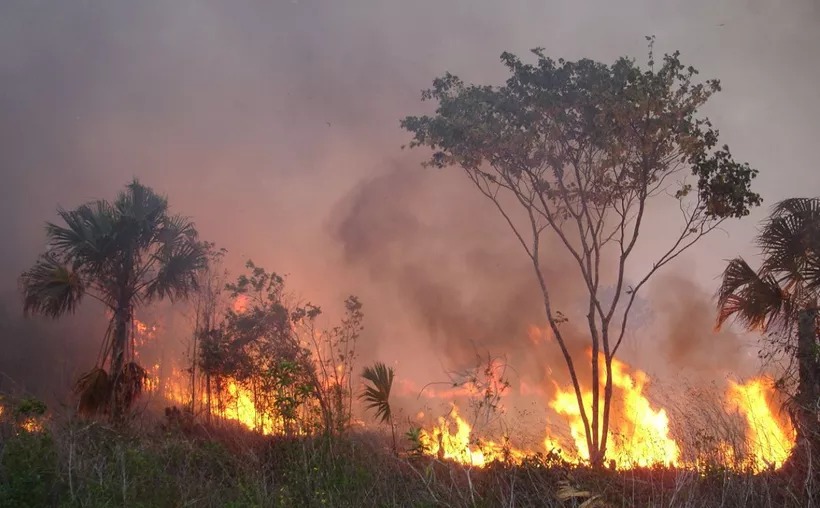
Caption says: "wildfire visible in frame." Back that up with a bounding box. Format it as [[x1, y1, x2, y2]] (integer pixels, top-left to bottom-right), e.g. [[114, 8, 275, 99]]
[[19, 417, 43, 433], [132, 314, 795, 472], [726, 377, 794, 471], [548, 356, 680, 469], [419, 404, 526, 467], [416, 363, 794, 471]]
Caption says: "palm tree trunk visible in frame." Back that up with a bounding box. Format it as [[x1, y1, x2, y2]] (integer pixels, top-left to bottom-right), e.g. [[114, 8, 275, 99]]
[[794, 308, 819, 468], [109, 304, 130, 422]]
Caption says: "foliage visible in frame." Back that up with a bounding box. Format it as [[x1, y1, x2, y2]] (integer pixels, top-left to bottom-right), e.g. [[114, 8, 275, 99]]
[[189, 242, 229, 417], [453, 352, 511, 428], [361, 361, 396, 453], [13, 398, 47, 418], [301, 295, 364, 434], [198, 261, 319, 434], [19, 179, 209, 420], [197, 261, 364, 436], [718, 198, 820, 333], [0, 430, 59, 507], [716, 197, 820, 473], [360, 362, 395, 425], [0, 419, 814, 508], [401, 39, 760, 465], [406, 426, 427, 456]]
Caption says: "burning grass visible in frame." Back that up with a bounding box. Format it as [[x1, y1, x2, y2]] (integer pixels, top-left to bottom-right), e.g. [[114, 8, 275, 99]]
[[141, 338, 796, 475], [58, 312, 803, 506], [0, 403, 814, 508]]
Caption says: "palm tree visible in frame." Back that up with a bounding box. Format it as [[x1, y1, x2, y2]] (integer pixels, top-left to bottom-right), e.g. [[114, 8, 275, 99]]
[[20, 179, 208, 421], [717, 197, 820, 466], [360, 362, 396, 452]]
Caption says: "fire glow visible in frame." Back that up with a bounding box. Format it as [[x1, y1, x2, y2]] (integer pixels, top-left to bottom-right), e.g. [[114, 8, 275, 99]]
[[136, 318, 795, 472]]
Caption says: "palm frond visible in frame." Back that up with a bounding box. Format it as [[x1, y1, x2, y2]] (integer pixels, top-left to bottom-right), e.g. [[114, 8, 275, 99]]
[[46, 201, 119, 272], [717, 257, 760, 310], [74, 368, 111, 416], [770, 197, 820, 219], [360, 362, 394, 424], [115, 179, 169, 249], [74, 362, 148, 417], [116, 361, 148, 411], [758, 199, 820, 285], [717, 257, 787, 330], [20, 254, 85, 318], [145, 239, 208, 302], [804, 256, 820, 293]]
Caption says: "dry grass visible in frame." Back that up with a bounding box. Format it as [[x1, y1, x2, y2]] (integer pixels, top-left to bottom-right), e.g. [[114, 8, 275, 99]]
[[0, 396, 817, 507]]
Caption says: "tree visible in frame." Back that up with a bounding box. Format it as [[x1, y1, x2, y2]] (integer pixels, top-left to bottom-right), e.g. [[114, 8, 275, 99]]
[[360, 362, 396, 452], [198, 261, 363, 436], [717, 197, 820, 469], [190, 242, 228, 420], [212, 261, 322, 434], [20, 180, 208, 421], [300, 296, 363, 434], [402, 40, 760, 465]]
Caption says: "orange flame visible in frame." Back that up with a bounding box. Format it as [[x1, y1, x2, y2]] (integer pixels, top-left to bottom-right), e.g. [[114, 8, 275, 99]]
[[134, 314, 795, 471], [419, 404, 526, 466], [547, 356, 680, 468], [417, 360, 794, 471], [726, 377, 794, 471]]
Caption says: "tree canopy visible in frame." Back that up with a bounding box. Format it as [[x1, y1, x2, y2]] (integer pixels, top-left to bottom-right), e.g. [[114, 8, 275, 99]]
[[402, 41, 761, 464], [20, 179, 209, 419]]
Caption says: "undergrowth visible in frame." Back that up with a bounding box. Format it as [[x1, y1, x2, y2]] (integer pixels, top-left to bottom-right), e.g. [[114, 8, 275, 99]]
[[0, 405, 815, 507]]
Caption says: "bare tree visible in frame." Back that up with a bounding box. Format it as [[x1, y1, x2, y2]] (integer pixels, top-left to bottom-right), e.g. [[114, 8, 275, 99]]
[[402, 40, 760, 465]]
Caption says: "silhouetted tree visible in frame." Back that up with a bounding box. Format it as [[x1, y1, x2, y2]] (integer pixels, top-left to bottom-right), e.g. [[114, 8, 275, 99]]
[[402, 39, 761, 465], [20, 180, 208, 421]]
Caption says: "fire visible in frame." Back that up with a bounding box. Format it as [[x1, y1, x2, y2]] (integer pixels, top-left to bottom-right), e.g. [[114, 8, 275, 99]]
[[232, 294, 249, 313], [221, 381, 274, 434], [19, 417, 43, 433], [548, 356, 680, 469], [416, 361, 794, 471], [419, 404, 526, 467], [726, 377, 794, 471], [132, 314, 796, 472]]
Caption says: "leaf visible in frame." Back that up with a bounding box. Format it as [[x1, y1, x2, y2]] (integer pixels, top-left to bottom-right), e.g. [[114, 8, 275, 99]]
[[20, 254, 85, 318], [359, 362, 394, 424]]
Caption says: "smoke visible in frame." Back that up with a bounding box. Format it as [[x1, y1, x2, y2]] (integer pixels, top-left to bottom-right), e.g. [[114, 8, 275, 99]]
[[0, 0, 818, 413], [648, 274, 757, 379], [329, 164, 600, 391]]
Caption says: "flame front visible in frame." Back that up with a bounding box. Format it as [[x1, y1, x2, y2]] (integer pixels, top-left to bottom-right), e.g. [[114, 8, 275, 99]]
[[133, 316, 795, 471], [419, 405, 525, 467], [726, 377, 794, 471], [547, 356, 680, 468], [416, 361, 793, 470]]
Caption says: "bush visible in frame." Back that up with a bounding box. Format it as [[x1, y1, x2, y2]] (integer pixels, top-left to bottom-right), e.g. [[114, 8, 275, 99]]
[[0, 430, 60, 508]]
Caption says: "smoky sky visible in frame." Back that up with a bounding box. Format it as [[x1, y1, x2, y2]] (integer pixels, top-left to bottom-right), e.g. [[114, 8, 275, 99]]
[[1, 0, 819, 404]]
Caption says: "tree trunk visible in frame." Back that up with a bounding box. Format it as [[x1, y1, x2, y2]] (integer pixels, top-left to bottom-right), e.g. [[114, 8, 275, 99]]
[[205, 373, 212, 424], [390, 415, 397, 456], [109, 305, 130, 422], [793, 308, 819, 470], [599, 355, 615, 468]]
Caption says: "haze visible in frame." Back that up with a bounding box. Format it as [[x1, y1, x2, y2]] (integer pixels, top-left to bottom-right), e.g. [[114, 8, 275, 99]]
[[1, 0, 818, 411]]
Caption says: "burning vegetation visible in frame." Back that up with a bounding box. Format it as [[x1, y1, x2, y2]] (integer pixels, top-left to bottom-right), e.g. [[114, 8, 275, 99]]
[[135, 303, 794, 474], [4, 40, 819, 507]]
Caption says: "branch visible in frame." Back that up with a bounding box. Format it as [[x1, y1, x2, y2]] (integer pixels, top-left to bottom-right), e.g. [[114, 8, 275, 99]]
[[612, 210, 726, 356]]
